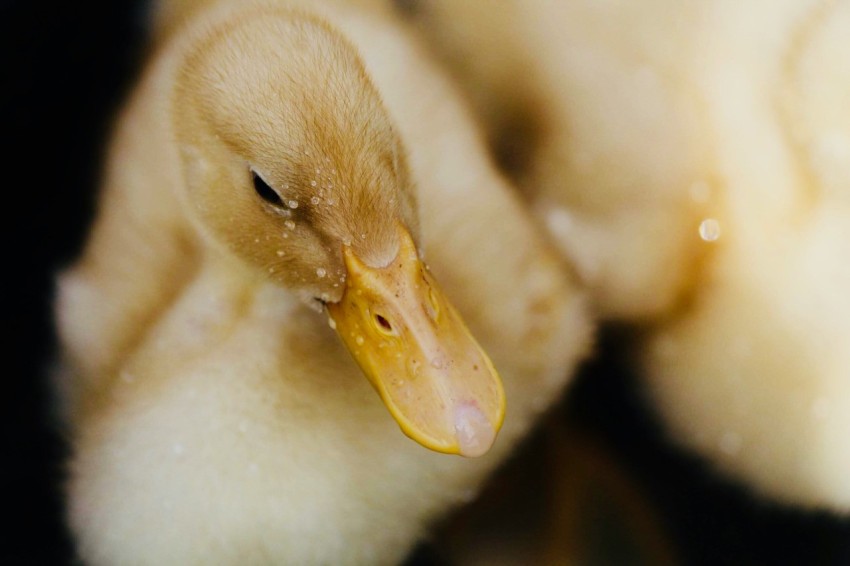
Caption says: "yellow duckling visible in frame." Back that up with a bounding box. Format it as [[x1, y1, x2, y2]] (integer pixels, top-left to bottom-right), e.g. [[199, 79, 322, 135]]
[[409, 0, 850, 509], [55, 0, 590, 563]]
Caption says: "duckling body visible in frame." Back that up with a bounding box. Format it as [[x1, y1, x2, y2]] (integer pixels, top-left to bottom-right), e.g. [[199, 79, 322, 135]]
[[408, 0, 850, 509], [56, 1, 589, 563]]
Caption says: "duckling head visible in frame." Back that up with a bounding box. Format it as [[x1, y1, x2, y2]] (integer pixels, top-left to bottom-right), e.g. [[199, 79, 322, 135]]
[[169, 9, 504, 457]]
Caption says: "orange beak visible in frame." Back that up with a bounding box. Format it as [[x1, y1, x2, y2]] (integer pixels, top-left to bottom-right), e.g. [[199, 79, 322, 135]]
[[326, 225, 505, 457]]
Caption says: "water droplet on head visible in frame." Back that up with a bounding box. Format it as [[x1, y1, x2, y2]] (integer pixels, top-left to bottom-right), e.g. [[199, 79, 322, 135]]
[[311, 196, 320, 205], [316, 267, 327, 278], [310, 180, 317, 187], [699, 218, 721, 242], [284, 220, 295, 230], [355, 335, 365, 346], [288, 200, 298, 209], [328, 316, 337, 329]]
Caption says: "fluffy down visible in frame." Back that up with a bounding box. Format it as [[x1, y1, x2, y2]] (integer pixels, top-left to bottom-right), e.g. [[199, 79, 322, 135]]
[[409, 0, 850, 509], [55, 1, 590, 564]]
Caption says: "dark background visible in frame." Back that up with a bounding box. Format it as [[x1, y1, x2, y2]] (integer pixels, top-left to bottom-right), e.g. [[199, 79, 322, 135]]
[[2, 2, 148, 563], [4, 1, 850, 564]]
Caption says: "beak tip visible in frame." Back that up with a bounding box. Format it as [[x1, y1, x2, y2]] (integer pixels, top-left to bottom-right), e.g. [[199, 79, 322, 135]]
[[453, 402, 498, 458]]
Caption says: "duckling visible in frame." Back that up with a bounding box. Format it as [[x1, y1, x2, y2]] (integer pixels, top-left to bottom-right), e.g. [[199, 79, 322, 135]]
[[406, 0, 850, 509], [404, 0, 707, 320], [55, 0, 590, 563]]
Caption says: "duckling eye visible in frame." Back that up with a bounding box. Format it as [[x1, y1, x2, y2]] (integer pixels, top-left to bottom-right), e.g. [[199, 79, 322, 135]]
[[252, 171, 284, 206]]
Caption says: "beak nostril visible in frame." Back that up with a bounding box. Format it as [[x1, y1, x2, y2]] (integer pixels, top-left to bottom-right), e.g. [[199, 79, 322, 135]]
[[375, 314, 393, 332]]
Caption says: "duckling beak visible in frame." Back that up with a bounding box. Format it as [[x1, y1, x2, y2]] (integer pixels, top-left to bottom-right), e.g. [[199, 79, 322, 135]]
[[326, 225, 505, 457]]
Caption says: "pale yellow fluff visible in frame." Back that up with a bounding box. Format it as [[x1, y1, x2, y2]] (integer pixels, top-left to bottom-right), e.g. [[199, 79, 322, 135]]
[[55, 1, 590, 564], [409, 0, 850, 509]]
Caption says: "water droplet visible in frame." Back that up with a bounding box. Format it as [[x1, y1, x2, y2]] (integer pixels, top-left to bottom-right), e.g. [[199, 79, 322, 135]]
[[276, 250, 285, 257], [284, 220, 295, 230], [699, 218, 721, 242], [316, 268, 327, 278], [320, 292, 330, 302], [343, 237, 352, 246], [360, 233, 366, 240], [326, 198, 335, 206], [328, 317, 337, 329], [288, 200, 298, 209], [355, 335, 365, 346], [311, 196, 320, 205], [310, 180, 317, 187], [282, 232, 289, 239]]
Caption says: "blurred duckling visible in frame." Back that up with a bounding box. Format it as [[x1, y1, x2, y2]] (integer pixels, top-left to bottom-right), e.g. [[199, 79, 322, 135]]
[[406, 0, 850, 509]]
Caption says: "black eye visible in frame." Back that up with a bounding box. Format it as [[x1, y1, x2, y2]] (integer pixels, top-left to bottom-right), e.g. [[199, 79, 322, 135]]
[[252, 171, 283, 206]]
